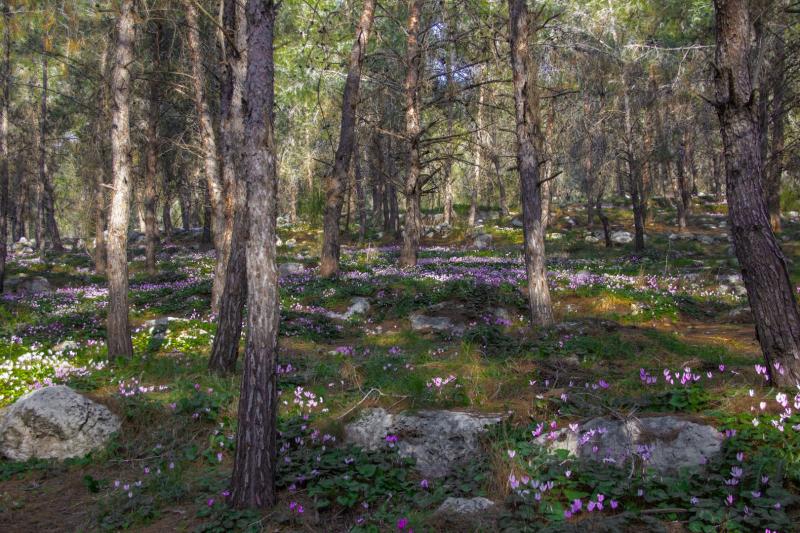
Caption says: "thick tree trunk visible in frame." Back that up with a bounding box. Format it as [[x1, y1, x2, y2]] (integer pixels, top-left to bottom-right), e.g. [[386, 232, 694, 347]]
[[144, 23, 162, 276], [0, 4, 9, 292], [230, 0, 279, 510], [106, 0, 136, 359], [509, 0, 553, 327], [714, 0, 800, 387], [320, 0, 376, 277], [184, 0, 226, 310], [39, 47, 61, 252], [399, 0, 424, 268]]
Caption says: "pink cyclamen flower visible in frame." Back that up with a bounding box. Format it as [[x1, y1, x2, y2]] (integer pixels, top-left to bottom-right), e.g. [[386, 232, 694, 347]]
[[397, 517, 409, 530]]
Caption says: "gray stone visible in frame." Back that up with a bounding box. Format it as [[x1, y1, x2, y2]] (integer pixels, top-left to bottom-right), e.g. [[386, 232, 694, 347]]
[[610, 231, 633, 244], [4, 275, 52, 294], [546, 232, 564, 241], [327, 297, 371, 321], [584, 234, 600, 244], [409, 314, 463, 335], [695, 234, 715, 245], [0, 386, 121, 461], [53, 340, 81, 353], [436, 497, 495, 515], [536, 416, 723, 474], [473, 233, 493, 250], [279, 262, 305, 276], [344, 408, 502, 477], [511, 217, 523, 228]]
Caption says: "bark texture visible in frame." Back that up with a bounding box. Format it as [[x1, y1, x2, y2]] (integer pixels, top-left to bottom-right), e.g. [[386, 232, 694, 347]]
[[230, 0, 279, 509], [319, 0, 376, 277], [509, 0, 554, 327], [714, 0, 800, 387], [399, 0, 424, 268], [184, 0, 226, 311], [144, 23, 162, 276], [106, 0, 136, 359], [0, 3, 9, 292]]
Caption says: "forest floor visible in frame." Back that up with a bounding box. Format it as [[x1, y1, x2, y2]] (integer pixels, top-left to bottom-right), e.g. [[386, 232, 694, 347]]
[[0, 197, 799, 532]]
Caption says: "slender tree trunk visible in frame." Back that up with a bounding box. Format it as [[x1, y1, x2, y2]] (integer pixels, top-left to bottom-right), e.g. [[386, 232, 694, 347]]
[[320, 0, 376, 277], [144, 23, 162, 276], [399, 0, 424, 268], [184, 0, 226, 310], [675, 133, 689, 231], [509, 0, 553, 327], [0, 3, 9, 292], [442, 3, 456, 226], [623, 82, 646, 251], [354, 145, 368, 240], [106, 0, 136, 359], [766, 33, 784, 232], [230, 0, 279, 509], [468, 80, 485, 227], [39, 45, 61, 252], [179, 174, 192, 230], [0, 1, 11, 294], [714, 0, 800, 387], [208, 0, 247, 374], [162, 192, 173, 236]]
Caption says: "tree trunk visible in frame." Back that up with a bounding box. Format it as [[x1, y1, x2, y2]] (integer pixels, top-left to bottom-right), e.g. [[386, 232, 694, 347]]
[[714, 0, 800, 387], [0, 3, 8, 292], [623, 82, 646, 252], [106, 0, 136, 359], [675, 133, 689, 231], [184, 0, 226, 310], [509, 0, 553, 327], [766, 32, 784, 233], [442, 3, 456, 226], [354, 145, 368, 240], [208, 0, 247, 374], [144, 23, 162, 276], [399, 0, 424, 268], [320, 0, 376, 277], [39, 44, 61, 252], [230, 0, 279, 510]]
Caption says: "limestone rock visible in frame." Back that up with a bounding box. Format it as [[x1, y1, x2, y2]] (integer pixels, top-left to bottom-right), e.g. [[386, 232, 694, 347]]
[[4, 275, 52, 294], [344, 408, 502, 477], [279, 262, 305, 276], [536, 415, 723, 474], [610, 231, 633, 244], [472, 233, 493, 250], [0, 386, 121, 461], [409, 314, 464, 335], [436, 497, 495, 515], [326, 297, 371, 321]]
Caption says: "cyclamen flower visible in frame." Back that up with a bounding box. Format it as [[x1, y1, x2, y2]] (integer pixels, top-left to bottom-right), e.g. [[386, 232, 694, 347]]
[[397, 517, 409, 530]]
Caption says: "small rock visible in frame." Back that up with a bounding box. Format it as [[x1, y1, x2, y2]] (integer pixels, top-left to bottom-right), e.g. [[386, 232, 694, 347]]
[[584, 235, 600, 244], [511, 217, 523, 228], [53, 340, 81, 353], [0, 386, 121, 461], [546, 232, 564, 240], [472, 233, 493, 250], [610, 231, 633, 244], [436, 497, 495, 515], [279, 262, 305, 276], [695, 234, 715, 245], [409, 314, 462, 335], [4, 275, 52, 294]]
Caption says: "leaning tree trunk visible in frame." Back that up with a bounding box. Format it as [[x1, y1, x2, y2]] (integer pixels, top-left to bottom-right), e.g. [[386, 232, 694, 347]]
[[230, 0, 280, 510], [509, 0, 553, 327], [184, 0, 226, 311], [106, 0, 136, 359], [0, 3, 9, 292], [714, 0, 800, 387], [209, 0, 247, 374], [399, 0, 424, 268], [143, 23, 162, 276], [319, 0, 376, 277]]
